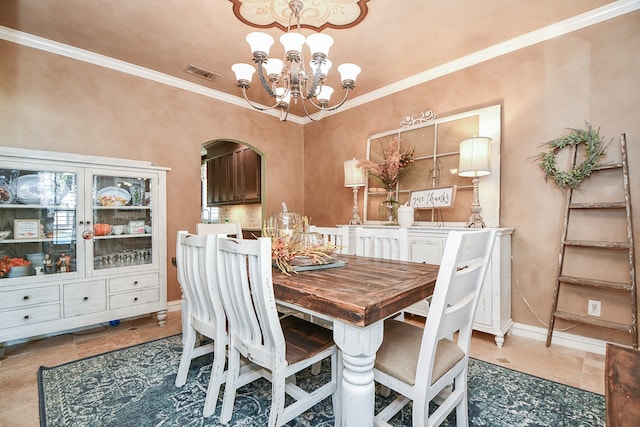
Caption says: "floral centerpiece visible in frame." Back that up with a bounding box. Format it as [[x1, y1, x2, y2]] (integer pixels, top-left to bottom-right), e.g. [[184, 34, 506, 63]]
[[265, 210, 338, 275], [357, 136, 414, 192], [357, 136, 414, 223]]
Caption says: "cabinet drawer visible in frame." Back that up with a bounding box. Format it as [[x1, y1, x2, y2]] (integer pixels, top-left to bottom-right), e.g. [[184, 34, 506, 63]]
[[0, 304, 61, 329], [63, 280, 107, 317], [0, 286, 60, 309], [109, 273, 158, 293], [410, 237, 446, 264], [110, 288, 159, 309]]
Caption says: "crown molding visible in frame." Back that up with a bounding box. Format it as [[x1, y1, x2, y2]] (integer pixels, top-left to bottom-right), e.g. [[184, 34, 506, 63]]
[[1, 0, 638, 125], [334, 0, 640, 118], [0, 25, 304, 124]]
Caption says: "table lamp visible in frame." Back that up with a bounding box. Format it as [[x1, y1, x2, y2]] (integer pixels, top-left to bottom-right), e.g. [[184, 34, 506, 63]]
[[458, 137, 492, 228], [344, 158, 366, 225]]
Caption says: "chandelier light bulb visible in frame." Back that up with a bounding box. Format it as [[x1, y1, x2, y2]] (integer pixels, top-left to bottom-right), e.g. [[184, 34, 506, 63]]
[[231, 63, 256, 85], [275, 87, 291, 106], [306, 33, 334, 58], [317, 86, 334, 103], [280, 32, 306, 57], [263, 58, 284, 77], [309, 58, 332, 78], [338, 63, 362, 85], [246, 32, 274, 58]]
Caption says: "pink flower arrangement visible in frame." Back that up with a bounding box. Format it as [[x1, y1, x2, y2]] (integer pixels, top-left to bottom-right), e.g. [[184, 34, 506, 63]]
[[357, 136, 414, 192]]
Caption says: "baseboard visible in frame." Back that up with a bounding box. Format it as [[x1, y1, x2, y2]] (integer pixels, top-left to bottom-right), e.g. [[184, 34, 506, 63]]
[[511, 322, 608, 355], [167, 299, 182, 312]]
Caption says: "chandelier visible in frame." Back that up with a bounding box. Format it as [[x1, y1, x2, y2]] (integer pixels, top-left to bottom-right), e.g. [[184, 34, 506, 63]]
[[231, 0, 361, 121]]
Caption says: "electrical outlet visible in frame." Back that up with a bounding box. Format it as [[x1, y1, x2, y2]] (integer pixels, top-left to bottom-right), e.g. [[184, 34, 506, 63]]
[[588, 300, 601, 317]]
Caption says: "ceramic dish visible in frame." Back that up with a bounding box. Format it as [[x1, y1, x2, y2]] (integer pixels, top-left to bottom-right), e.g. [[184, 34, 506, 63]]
[[0, 231, 10, 241], [7, 265, 29, 278], [97, 186, 131, 206], [16, 175, 42, 204], [15, 174, 69, 204]]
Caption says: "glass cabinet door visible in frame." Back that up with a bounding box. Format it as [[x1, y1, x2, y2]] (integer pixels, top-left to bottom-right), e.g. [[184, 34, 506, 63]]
[[89, 173, 155, 274], [0, 167, 79, 279]]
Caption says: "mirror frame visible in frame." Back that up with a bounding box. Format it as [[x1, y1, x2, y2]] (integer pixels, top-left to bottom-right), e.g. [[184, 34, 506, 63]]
[[363, 104, 501, 227]]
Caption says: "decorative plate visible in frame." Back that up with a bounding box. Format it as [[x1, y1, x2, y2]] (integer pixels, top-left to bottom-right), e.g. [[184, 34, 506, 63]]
[[15, 174, 69, 205], [16, 175, 43, 204], [289, 256, 336, 267], [97, 186, 131, 206]]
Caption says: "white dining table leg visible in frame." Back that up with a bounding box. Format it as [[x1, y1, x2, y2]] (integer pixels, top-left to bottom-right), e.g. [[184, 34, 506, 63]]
[[333, 319, 384, 427]]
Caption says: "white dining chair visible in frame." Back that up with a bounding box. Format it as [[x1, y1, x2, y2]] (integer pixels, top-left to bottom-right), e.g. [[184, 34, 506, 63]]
[[354, 226, 409, 261], [215, 236, 339, 427], [174, 231, 227, 417], [373, 229, 496, 427], [196, 221, 243, 238], [354, 227, 430, 319], [309, 225, 350, 254], [175, 222, 243, 350], [175, 231, 264, 418]]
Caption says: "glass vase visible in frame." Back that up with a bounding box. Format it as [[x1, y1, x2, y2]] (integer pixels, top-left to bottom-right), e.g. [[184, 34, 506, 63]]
[[379, 192, 399, 225]]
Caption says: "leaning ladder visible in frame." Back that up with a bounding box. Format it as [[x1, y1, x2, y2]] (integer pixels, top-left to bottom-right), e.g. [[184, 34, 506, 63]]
[[546, 134, 637, 348]]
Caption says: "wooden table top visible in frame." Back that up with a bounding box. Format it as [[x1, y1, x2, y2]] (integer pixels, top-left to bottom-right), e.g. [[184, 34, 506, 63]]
[[272, 255, 439, 327]]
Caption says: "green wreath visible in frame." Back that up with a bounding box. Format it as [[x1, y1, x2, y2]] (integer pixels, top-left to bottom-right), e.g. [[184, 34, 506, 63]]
[[538, 123, 608, 189]]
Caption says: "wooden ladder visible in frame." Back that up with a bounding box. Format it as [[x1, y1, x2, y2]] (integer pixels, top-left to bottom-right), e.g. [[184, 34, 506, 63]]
[[546, 134, 637, 348]]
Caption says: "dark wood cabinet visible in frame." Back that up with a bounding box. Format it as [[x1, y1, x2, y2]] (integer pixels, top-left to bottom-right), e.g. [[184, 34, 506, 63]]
[[206, 144, 261, 206]]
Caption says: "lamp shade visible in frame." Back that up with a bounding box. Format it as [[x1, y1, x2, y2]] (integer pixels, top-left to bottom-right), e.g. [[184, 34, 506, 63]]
[[306, 33, 334, 57], [246, 32, 274, 56], [344, 158, 366, 187], [338, 63, 361, 83], [263, 58, 283, 76], [231, 63, 256, 83], [458, 137, 492, 177], [280, 32, 306, 55], [317, 86, 334, 103]]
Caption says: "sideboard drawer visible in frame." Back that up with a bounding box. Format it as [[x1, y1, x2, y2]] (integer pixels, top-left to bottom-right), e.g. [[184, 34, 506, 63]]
[[110, 288, 159, 310], [0, 304, 61, 329], [109, 273, 158, 293], [0, 286, 60, 309], [63, 280, 107, 317]]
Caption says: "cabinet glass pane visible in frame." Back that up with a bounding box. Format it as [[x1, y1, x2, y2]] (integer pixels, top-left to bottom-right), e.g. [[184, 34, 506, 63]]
[[0, 168, 78, 278], [92, 175, 152, 271]]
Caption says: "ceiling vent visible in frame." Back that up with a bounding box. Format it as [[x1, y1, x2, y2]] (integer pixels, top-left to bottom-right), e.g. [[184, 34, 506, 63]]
[[184, 64, 221, 82]]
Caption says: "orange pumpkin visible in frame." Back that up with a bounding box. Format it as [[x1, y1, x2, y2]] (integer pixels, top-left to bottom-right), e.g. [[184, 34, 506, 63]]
[[93, 223, 112, 236]]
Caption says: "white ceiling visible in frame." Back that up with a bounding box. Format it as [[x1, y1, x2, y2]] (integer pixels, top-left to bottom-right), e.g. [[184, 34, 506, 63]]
[[1, 0, 636, 122]]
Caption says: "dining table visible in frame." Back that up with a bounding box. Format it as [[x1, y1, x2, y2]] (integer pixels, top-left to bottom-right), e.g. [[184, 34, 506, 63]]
[[273, 254, 439, 427]]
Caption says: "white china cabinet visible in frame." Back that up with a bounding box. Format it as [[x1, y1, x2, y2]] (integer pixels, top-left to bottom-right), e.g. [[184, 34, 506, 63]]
[[341, 225, 514, 347], [0, 148, 169, 343]]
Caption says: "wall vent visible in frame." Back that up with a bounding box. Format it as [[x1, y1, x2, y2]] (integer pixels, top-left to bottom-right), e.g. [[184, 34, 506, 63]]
[[184, 64, 221, 82]]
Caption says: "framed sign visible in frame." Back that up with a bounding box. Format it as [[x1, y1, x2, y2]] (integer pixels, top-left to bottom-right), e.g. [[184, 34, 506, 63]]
[[128, 220, 146, 235], [14, 219, 40, 239], [410, 186, 457, 209]]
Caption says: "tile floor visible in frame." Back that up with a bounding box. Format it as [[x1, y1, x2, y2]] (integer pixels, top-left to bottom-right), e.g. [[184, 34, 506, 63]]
[[0, 310, 604, 427]]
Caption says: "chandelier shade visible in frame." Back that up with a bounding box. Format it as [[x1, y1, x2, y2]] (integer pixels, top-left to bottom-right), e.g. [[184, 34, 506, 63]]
[[231, 0, 361, 121]]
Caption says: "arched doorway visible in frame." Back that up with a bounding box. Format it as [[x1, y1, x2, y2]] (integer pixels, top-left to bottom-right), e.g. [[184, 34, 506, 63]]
[[200, 140, 264, 234]]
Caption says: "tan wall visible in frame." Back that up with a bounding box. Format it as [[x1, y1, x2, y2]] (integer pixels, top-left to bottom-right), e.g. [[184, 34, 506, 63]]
[[0, 39, 305, 302], [304, 12, 640, 343], [1, 11, 639, 344]]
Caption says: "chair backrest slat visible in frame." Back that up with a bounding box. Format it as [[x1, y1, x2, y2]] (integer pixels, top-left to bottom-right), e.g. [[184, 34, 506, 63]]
[[216, 236, 286, 366], [196, 222, 243, 238], [176, 231, 225, 336], [354, 227, 409, 261]]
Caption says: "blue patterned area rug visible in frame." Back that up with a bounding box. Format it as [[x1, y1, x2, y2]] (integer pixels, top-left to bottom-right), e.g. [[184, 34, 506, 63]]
[[38, 334, 605, 426]]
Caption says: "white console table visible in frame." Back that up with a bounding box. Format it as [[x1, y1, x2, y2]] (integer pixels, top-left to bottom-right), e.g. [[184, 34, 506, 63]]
[[340, 225, 514, 347]]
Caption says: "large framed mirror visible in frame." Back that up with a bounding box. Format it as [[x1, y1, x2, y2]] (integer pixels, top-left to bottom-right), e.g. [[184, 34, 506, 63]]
[[363, 104, 501, 226]]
